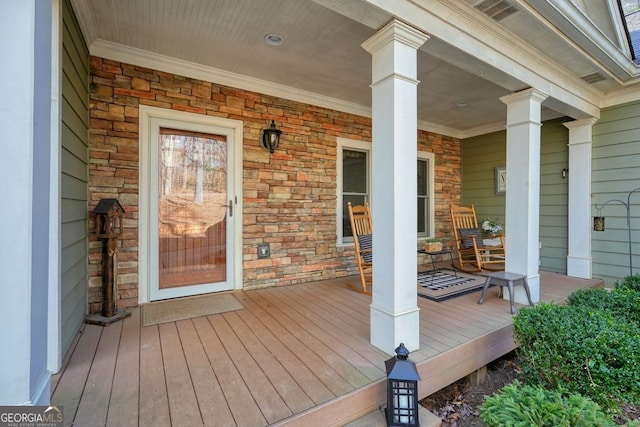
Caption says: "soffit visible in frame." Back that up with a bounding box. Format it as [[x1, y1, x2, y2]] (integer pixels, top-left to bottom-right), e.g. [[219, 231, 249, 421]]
[[71, 0, 639, 137]]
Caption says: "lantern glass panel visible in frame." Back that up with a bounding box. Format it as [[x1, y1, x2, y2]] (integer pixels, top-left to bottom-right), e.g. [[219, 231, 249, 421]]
[[389, 380, 418, 425]]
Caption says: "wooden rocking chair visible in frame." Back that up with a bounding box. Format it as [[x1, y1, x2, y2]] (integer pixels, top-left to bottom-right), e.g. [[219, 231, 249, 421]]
[[450, 205, 505, 272], [347, 202, 373, 294]]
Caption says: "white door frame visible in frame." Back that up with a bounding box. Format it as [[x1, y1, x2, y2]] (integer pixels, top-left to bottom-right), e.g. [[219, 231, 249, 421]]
[[138, 105, 243, 303]]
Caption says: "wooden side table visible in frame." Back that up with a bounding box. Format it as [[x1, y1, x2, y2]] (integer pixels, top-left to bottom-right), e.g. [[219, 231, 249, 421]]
[[477, 271, 534, 313]]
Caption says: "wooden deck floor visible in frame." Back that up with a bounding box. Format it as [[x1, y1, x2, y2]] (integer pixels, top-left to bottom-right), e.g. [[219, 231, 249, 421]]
[[51, 271, 602, 427]]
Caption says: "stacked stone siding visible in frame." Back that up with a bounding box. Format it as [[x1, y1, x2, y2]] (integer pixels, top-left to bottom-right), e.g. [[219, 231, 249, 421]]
[[87, 56, 461, 313]]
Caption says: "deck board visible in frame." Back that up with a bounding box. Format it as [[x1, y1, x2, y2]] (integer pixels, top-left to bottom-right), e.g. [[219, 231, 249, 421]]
[[159, 322, 203, 426], [138, 324, 171, 427], [262, 286, 386, 381], [51, 324, 102, 426], [233, 297, 336, 405], [52, 271, 602, 427], [175, 319, 235, 427], [73, 320, 122, 426], [208, 313, 292, 424], [106, 308, 140, 427], [191, 316, 267, 427], [241, 290, 356, 396], [222, 310, 315, 415]]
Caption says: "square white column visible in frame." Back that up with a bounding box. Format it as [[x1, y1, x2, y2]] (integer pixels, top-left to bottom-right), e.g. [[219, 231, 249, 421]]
[[564, 118, 597, 279], [500, 89, 548, 304], [362, 20, 429, 354], [1, 0, 55, 405]]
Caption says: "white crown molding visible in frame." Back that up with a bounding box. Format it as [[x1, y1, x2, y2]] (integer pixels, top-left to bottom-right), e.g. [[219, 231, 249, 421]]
[[90, 40, 373, 121], [457, 121, 507, 139], [417, 119, 463, 139], [600, 85, 640, 108]]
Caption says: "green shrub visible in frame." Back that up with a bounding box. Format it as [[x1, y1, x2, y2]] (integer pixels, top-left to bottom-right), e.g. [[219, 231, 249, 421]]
[[479, 380, 615, 427], [567, 288, 614, 311], [615, 274, 640, 292], [513, 302, 640, 411], [568, 279, 640, 326]]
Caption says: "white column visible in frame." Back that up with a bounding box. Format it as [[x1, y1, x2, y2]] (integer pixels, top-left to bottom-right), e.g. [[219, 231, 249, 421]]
[[0, 1, 54, 405], [564, 118, 597, 278], [362, 20, 429, 354], [500, 89, 548, 304]]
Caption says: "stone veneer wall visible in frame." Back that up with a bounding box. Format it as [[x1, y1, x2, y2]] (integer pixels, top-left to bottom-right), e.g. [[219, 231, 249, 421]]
[[87, 56, 461, 313]]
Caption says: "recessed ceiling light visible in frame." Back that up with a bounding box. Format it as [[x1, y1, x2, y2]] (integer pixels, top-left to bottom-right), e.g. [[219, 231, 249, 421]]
[[264, 33, 283, 46]]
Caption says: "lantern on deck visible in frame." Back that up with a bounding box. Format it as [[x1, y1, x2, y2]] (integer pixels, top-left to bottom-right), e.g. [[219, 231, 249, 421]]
[[385, 343, 420, 427]]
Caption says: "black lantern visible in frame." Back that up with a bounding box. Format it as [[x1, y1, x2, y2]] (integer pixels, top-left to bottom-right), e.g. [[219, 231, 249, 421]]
[[385, 343, 420, 427], [593, 216, 605, 232], [261, 120, 282, 153]]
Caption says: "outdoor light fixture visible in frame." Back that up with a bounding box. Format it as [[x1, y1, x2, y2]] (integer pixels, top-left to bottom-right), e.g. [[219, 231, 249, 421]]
[[261, 120, 282, 154], [562, 168, 568, 179], [593, 187, 640, 276], [593, 216, 605, 232], [385, 343, 420, 427]]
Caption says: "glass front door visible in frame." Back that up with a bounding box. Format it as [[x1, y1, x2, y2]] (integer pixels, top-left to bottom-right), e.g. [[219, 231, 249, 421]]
[[148, 119, 234, 301]]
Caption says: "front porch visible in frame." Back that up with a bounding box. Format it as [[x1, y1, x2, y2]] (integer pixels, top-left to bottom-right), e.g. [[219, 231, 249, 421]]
[[51, 272, 602, 427]]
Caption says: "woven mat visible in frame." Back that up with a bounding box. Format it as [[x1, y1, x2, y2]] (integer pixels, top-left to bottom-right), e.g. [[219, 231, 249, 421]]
[[417, 269, 487, 302], [142, 293, 243, 326]]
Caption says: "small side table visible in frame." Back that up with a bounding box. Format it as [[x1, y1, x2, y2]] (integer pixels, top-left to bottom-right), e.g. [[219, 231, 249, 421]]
[[418, 249, 457, 278], [477, 271, 534, 314]]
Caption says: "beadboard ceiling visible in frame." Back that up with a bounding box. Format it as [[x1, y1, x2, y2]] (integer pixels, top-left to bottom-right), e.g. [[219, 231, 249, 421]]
[[71, 0, 639, 137]]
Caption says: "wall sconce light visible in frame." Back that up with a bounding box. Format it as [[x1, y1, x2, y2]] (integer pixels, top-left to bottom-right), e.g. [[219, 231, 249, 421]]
[[261, 120, 282, 154], [385, 343, 420, 427], [562, 168, 568, 179]]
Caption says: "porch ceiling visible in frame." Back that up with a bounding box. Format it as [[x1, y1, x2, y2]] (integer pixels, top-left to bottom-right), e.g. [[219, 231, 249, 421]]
[[71, 0, 639, 137]]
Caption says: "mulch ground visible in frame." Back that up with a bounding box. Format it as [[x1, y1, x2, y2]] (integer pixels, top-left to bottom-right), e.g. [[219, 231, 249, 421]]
[[420, 350, 521, 427], [420, 350, 640, 426]]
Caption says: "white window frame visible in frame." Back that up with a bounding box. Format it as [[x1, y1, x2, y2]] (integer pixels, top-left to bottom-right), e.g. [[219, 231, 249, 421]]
[[417, 151, 436, 241], [336, 137, 371, 246], [336, 137, 436, 245]]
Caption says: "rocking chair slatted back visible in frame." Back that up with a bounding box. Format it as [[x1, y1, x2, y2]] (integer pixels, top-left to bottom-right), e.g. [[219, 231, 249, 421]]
[[450, 205, 505, 273], [347, 202, 373, 294]]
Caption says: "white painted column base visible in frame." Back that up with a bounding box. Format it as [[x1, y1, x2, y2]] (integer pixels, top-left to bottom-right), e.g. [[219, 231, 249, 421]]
[[370, 304, 421, 353], [567, 256, 592, 278]]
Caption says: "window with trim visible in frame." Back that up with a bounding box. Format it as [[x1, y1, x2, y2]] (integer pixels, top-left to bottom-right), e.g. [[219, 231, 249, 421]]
[[337, 137, 435, 244]]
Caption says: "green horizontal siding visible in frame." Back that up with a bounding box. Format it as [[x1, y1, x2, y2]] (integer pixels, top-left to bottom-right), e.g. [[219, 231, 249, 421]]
[[592, 100, 640, 285], [462, 119, 569, 273], [60, 0, 89, 358]]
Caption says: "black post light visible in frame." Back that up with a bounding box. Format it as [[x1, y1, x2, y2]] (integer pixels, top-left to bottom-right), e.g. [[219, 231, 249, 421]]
[[385, 343, 420, 427], [593, 187, 640, 276], [261, 120, 282, 154]]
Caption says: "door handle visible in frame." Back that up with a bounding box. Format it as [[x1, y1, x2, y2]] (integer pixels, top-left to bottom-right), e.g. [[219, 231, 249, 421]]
[[224, 200, 233, 217]]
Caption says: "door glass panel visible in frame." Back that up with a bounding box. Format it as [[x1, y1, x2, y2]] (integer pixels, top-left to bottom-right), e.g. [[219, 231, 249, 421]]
[[158, 128, 227, 289]]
